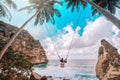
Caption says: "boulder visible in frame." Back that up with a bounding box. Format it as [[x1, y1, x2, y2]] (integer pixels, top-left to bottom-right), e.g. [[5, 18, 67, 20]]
[[96, 39, 120, 80], [30, 72, 48, 80], [30, 72, 41, 80]]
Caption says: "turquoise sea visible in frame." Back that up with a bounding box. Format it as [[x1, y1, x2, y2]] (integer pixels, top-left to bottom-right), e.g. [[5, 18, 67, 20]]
[[33, 59, 98, 80]]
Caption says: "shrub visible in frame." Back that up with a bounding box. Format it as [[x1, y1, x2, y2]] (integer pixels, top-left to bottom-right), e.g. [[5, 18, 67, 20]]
[[0, 44, 33, 80]]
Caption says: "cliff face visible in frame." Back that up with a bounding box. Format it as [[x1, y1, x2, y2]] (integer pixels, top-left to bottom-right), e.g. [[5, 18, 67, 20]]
[[0, 21, 48, 64], [96, 39, 120, 80]]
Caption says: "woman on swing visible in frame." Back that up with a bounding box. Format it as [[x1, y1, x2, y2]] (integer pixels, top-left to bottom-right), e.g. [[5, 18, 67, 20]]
[[60, 58, 67, 68]]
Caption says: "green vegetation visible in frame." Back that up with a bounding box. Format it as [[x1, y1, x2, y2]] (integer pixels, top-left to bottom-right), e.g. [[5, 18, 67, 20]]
[[0, 43, 33, 80]]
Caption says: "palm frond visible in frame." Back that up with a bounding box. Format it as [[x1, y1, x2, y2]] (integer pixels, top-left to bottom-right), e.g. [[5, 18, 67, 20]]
[[34, 12, 41, 25], [40, 17, 44, 25], [0, 0, 17, 20], [92, 0, 118, 15], [54, 9, 61, 17], [50, 16, 55, 24], [27, 0, 62, 25], [44, 10, 50, 22], [107, 1, 115, 14], [81, 0, 87, 9], [65, 0, 86, 12], [19, 5, 36, 11], [0, 3, 12, 20], [49, 0, 63, 6], [66, 0, 73, 9], [5, 0, 17, 9], [112, 0, 120, 9], [92, 9, 98, 16], [113, 4, 120, 9], [0, 4, 6, 17]]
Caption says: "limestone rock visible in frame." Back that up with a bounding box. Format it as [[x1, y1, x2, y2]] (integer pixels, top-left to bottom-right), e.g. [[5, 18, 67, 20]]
[[96, 39, 120, 80], [0, 21, 48, 64], [30, 72, 41, 80]]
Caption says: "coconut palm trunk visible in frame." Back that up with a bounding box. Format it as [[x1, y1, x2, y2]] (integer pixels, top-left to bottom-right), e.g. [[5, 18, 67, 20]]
[[0, 11, 38, 59], [84, 0, 120, 29]]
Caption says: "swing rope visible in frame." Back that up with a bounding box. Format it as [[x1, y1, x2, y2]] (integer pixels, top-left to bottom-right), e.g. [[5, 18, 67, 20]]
[[44, 8, 82, 60], [44, 24, 61, 59], [65, 9, 82, 60]]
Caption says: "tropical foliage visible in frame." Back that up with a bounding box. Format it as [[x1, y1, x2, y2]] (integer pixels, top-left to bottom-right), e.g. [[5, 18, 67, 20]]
[[65, 0, 87, 12], [20, 0, 62, 25], [0, 0, 16, 20], [64, 0, 120, 29], [0, 43, 33, 80], [92, 0, 120, 16], [65, 0, 120, 15]]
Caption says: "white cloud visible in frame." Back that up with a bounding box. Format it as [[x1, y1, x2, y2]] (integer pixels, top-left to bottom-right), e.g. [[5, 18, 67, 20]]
[[21, 7, 120, 60], [39, 16, 120, 59], [82, 17, 113, 46]]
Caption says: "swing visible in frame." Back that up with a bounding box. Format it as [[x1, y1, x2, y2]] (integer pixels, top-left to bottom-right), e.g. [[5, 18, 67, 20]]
[[45, 9, 82, 68]]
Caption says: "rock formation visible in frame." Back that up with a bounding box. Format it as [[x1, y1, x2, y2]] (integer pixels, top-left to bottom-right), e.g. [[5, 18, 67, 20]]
[[0, 21, 48, 64], [30, 72, 47, 80], [96, 39, 120, 80], [30, 72, 42, 80]]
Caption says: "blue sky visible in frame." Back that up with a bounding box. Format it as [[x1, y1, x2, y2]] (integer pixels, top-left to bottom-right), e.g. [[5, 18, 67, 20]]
[[54, 2, 100, 36], [1, 0, 120, 59], [1, 0, 99, 36]]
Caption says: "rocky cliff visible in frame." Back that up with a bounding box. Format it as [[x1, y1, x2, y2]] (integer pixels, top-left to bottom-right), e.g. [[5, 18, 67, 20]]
[[96, 39, 120, 80], [0, 21, 48, 64]]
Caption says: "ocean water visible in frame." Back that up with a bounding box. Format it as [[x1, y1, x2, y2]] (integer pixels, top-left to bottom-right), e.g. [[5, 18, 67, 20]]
[[33, 59, 98, 80]]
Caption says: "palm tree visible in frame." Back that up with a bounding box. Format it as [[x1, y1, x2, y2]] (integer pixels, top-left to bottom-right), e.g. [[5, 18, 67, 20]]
[[0, 0, 17, 20], [92, 0, 120, 16], [0, 0, 62, 59], [65, 0, 120, 29], [65, 0, 87, 12]]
